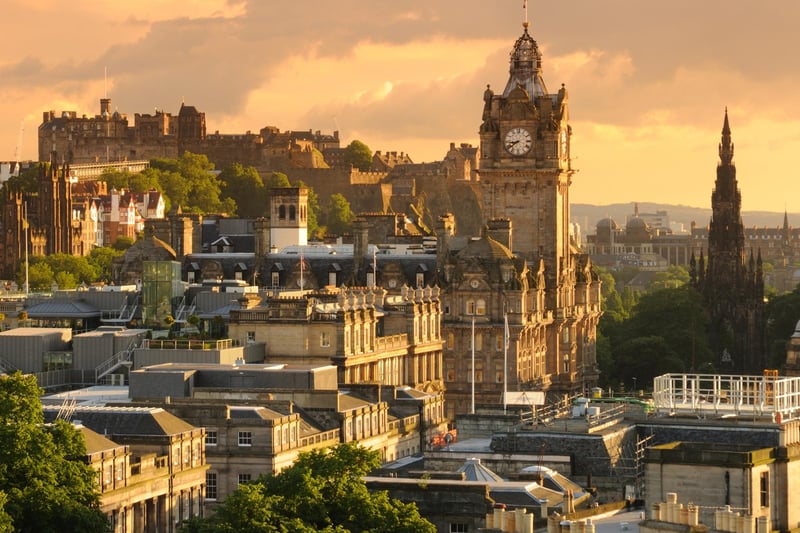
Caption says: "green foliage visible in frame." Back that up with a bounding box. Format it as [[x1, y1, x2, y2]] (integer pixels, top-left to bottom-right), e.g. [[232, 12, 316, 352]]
[[17, 254, 103, 291], [265, 171, 291, 189], [219, 163, 267, 218], [343, 140, 373, 171], [112, 236, 135, 251], [650, 265, 690, 290], [150, 152, 235, 214], [0, 373, 107, 532], [54, 271, 78, 290], [5, 163, 41, 193], [98, 168, 133, 190], [325, 193, 354, 235], [88, 246, 123, 283], [18, 261, 54, 291], [182, 443, 434, 533], [598, 286, 711, 388]]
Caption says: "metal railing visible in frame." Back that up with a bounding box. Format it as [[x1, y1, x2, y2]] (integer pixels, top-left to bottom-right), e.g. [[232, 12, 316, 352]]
[[95, 340, 139, 382]]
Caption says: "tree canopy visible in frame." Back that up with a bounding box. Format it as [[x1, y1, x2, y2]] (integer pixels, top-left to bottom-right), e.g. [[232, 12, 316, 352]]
[[182, 443, 434, 533], [343, 140, 373, 172], [219, 163, 267, 218], [150, 152, 235, 214], [325, 193, 354, 236], [0, 372, 107, 532]]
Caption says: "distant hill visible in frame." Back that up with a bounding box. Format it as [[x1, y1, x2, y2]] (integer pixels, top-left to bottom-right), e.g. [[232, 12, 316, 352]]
[[572, 202, 794, 235]]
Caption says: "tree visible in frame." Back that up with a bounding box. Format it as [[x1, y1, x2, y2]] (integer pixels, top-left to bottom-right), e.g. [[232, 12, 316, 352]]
[[17, 260, 53, 291], [88, 246, 124, 283], [150, 152, 235, 214], [598, 286, 712, 389], [112, 236, 135, 251], [219, 163, 267, 218], [326, 193, 354, 235], [98, 168, 133, 190], [182, 443, 434, 533], [0, 373, 107, 532], [343, 140, 373, 171]]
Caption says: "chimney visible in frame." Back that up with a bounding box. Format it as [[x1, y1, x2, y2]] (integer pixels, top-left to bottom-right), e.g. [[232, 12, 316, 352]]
[[353, 217, 370, 283], [487, 218, 513, 251]]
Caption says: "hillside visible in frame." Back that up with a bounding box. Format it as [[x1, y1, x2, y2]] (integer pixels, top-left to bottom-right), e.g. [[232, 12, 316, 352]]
[[572, 202, 795, 235]]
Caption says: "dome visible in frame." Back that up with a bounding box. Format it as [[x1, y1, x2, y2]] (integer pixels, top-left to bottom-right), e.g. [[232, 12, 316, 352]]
[[596, 217, 619, 231], [502, 24, 547, 99], [457, 236, 513, 260], [626, 216, 649, 231]]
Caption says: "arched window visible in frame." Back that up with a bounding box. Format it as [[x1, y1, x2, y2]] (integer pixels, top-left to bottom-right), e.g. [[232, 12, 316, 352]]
[[289, 205, 296, 221], [278, 205, 286, 220]]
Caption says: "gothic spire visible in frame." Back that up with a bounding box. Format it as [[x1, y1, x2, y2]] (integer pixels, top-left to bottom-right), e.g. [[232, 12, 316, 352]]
[[719, 107, 734, 166]]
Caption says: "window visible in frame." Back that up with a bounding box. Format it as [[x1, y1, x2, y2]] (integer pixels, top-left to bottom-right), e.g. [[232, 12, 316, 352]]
[[271, 271, 280, 287], [238, 431, 252, 446], [205, 472, 217, 500], [447, 332, 455, 350], [416, 272, 425, 288], [238, 473, 252, 487], [320, 332, 331, 347], [760, 471, 769, 507], [475, 299, 486, 315], [466, 300, 475, 315], [450, 523, 469, 533], [205, 431, 217, 446], [246, 331, 256, 343], [328, 271, 337, 286]]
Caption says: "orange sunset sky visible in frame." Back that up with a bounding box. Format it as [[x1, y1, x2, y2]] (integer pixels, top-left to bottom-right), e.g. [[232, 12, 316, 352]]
[[1, 1, 798, 212]]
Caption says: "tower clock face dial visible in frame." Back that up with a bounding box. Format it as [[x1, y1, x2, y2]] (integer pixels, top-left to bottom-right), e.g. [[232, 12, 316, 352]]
[[504, 127, 532, 155]]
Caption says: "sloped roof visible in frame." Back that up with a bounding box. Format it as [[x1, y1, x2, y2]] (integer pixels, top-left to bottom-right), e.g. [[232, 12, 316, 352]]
[[43, 405, 196, 437], [457, 457, 504, 482], [26, 299, 100, 318], [457, 236, 513, 260]]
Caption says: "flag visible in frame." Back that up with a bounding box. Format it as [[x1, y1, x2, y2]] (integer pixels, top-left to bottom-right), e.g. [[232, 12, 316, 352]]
[[504, 312, 510, 347]]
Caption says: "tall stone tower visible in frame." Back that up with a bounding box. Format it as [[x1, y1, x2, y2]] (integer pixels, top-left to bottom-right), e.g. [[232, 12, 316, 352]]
[[269, 187, 308, 251], [692, 111, 766, 373], [477, 17, 600, 393]]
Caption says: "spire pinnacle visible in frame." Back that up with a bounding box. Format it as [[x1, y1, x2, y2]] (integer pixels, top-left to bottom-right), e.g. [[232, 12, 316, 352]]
[[719, 107, 734, 165]]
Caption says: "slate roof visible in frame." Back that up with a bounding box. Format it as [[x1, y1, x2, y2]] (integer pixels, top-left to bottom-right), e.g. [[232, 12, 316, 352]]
[[26, 299, 100, 318], [78, 424, 123, 454], [457, 457, 504, 482], [43, 405, 196, 437]]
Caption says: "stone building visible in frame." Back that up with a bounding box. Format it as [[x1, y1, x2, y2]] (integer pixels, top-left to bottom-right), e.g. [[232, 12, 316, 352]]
[[690, 112, 767, 374], [42, 405, 208, 532], [1, 156, 83, 278], [474, 20, 602, 398], [127, 361, 435, 505]]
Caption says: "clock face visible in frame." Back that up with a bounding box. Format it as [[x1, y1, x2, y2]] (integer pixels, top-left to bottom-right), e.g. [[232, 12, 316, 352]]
[[504, 127, 532, 155]]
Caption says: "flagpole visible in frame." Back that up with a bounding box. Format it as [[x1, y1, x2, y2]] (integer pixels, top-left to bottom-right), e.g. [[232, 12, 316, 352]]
[[24, 201, 29, 295], [504, 310, 509, 414], [471, 316, 475, 415]]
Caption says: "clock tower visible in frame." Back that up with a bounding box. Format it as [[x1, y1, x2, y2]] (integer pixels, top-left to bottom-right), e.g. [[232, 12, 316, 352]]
[[476, 17, 600, 394]]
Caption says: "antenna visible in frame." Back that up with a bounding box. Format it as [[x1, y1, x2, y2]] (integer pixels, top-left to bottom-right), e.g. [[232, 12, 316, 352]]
[[13, 120, 24, 164], [104, 66, 107, 98]]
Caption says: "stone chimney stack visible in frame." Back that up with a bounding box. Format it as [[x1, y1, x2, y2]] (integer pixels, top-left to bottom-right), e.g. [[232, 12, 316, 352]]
[[353, 217, 370, 284], [436, 213, 456, 273], [487, 217, 513, 251]]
